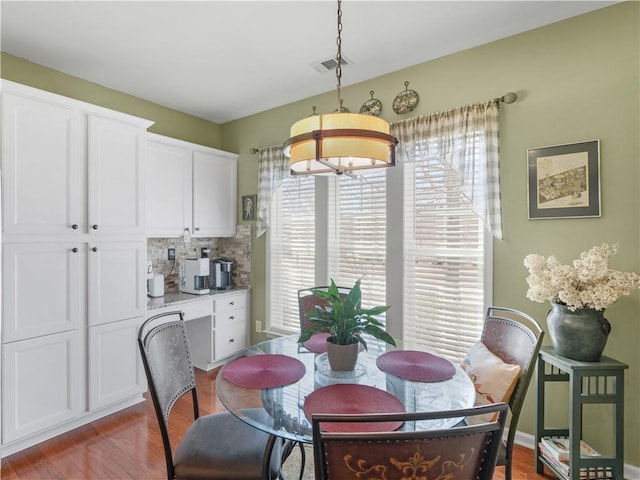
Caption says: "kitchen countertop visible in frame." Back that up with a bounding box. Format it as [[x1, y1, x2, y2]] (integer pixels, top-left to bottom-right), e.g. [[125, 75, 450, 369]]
[[147, 286, 249, 310]]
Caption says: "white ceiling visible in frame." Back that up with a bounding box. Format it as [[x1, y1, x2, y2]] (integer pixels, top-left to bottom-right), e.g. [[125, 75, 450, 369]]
[[1, 1, 617, 124]]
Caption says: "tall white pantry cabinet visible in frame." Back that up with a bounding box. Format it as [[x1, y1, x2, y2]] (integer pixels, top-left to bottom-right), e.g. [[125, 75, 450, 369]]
[[0, 80, 153, 455]]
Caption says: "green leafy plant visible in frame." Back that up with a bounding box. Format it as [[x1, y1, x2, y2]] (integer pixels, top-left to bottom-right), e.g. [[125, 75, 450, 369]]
[[297, 278, 396, 350]]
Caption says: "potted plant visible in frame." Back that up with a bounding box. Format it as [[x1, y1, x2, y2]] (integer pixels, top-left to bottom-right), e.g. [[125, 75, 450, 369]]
[[298, 278, 396, 371], [524, 243, 640, 361]]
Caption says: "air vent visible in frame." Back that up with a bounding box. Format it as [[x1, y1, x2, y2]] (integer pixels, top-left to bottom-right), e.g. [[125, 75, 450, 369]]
[[310, 55, 353, 73]]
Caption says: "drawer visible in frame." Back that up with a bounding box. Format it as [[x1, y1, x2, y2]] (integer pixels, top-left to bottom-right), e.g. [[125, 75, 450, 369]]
[[214, 320, 247, 360], [214, 292, 246, 314], [179, 300, 213, 321], [214, 308, 246, 327]]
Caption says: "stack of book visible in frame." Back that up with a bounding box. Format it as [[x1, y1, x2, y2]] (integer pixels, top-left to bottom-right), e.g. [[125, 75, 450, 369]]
[[538, 437, 612, 480]]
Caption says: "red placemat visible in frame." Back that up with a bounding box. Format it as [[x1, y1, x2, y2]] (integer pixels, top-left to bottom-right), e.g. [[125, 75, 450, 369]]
[[304, 384, 405, 432], [376, 350, 455, 382], [222, 354, 306, 388]]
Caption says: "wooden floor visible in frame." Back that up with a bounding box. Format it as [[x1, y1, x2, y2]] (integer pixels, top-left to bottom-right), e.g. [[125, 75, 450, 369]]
[[1, 367, 556, 480]]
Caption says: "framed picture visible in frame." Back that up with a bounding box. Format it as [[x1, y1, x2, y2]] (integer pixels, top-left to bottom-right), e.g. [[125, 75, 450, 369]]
[[242, 194, 257, 221], [527, 140, 600, 219]]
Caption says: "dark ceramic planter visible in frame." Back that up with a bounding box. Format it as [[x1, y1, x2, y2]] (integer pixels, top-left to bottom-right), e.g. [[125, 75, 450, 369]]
[[326, 338, 359, 371], [546, 302, 611, 362]]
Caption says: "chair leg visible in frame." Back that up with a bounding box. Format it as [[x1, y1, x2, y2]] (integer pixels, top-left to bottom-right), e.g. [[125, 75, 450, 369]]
[[504, 457, 512, 480], [297, 442, 306, 480]]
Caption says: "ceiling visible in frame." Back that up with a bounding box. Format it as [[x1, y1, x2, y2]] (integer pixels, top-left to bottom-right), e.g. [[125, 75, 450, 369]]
[[1, 1, 617, 124]]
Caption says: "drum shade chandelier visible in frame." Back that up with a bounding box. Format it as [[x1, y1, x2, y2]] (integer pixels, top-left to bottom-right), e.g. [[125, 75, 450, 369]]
[[283, 0, 398, 176]]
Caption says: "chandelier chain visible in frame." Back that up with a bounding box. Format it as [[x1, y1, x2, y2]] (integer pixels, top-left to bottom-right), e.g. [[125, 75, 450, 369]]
[[336, 0, 343, 110]]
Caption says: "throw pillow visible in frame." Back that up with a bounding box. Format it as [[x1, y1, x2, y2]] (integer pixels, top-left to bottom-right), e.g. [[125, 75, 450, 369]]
[[461, 341, 522, 424]]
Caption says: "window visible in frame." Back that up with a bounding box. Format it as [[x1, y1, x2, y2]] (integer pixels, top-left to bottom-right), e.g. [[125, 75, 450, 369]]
[[267, 174, 315, 333], [403, 158, 486, 362], [328, 170, 387, 310]]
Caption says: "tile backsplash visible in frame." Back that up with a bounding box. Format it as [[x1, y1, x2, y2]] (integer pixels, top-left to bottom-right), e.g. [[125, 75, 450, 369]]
[[147, 224, 251, 292]]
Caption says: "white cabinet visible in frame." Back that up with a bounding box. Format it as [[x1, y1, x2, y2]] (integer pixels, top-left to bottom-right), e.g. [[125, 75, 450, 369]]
[[2, 330, 82, 443], [88, 241, 146, 326], [88, 317, 144, 411], [2, 243, 84, 343], [146, 133, 238, 238], [213, 291, 249, 361], [1, 80, 153, 455]]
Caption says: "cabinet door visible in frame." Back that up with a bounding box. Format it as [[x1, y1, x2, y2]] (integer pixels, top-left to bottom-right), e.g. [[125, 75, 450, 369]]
[[88, 317, 144, 410], [145, 139, 192, 237], [192, 151, 237, 237], [88, 241, 146, 326], [2, 243, 84, 342], [2, 330, 82, 443], [2, 93, 84, 235], [88, 115, 145, 235]]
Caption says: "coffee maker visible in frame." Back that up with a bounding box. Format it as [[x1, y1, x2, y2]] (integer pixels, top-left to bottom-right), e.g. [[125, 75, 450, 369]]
[[210, 258, 234, 290], [183, 258, 210, 295]]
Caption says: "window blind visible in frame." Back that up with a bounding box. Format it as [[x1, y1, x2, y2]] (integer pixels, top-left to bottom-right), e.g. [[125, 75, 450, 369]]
[[328, 170, 387, 312], [268, 174, 316, 333], [403, 158, 485, 362]]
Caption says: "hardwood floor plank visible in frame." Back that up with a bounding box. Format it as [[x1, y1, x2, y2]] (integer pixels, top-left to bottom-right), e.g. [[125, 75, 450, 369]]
[[1, 367, 554, 480]]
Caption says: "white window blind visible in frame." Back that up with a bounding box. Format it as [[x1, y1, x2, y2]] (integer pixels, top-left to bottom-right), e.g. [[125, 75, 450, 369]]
[[403, 158, 485, 362], [328, 170, 387, 311], [267, 174, 316, 333]]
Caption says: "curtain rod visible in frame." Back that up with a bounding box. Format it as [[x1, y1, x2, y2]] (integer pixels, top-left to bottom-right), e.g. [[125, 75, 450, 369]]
[[249, 91, 518, 154]]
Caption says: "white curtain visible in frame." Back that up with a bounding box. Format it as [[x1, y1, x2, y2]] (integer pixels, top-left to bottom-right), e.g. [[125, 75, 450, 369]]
[[390, 100, 503, 239], [256, 145, 288, 237]]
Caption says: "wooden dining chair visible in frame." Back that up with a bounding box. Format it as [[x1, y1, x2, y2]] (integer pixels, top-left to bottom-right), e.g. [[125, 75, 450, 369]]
[[481, 306, 545, 480], [312, 403, 508, 480], [138, 311, 283, 480]]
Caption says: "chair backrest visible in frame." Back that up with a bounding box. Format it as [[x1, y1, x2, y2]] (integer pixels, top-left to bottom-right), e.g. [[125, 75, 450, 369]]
[[313, 403, 508, 480], [297, 285, 353, 331], [480, 306, 544, 451], [138, 311, 199, 478]]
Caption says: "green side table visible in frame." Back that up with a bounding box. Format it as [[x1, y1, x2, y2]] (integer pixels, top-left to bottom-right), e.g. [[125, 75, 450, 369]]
[[535, 346, 627, 480]]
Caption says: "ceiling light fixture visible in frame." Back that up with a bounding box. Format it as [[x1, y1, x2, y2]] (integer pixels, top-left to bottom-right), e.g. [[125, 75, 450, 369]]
[[283, 0, 398, 176]]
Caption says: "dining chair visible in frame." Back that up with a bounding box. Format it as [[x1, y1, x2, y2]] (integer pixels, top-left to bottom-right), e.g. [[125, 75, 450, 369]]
[[481, 306, 544, 480], [138, 311, 282, 480], [297, 285, 354, 331], [312, 403, 509, 480]]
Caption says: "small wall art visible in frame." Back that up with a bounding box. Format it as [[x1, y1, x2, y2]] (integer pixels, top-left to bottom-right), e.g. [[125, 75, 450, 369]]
[[527, 140, 600, 219], [241, 194, 257, 221]]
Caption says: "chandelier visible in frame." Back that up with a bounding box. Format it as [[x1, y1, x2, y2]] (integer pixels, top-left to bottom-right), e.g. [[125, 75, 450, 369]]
[[283, 0, 398, 176]]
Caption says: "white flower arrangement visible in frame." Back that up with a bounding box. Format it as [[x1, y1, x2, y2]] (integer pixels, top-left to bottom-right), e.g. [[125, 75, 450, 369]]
[[524, 243, 640, 311]]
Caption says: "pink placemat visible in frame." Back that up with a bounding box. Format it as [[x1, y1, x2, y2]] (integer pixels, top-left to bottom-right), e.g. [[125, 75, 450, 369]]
[[304, 384, 405, 432], [222, 354, 306, 388], [302, 333, 365, 354], [376, 350, 455, 382]]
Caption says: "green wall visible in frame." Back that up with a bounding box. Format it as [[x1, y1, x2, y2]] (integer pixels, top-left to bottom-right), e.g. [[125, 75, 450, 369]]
[[1, 1, 638, 467], [221, 2, 639, 466], [0, 52, 223, 148]]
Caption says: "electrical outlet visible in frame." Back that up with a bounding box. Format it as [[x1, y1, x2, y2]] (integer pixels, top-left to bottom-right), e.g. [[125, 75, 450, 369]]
[[167, 248, 176, 260], [255, 321, 262, 333]]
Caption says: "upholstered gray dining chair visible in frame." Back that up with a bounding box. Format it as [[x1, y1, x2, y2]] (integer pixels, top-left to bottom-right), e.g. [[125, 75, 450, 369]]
[[138, 311, 282, 480], [481, 306, 544, 480], [312, 403, 508, 480]]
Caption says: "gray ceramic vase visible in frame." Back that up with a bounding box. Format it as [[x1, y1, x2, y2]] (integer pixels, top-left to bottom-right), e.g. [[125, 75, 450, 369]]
[[326, 338, 359, 371], [546, 302, 611, 362]]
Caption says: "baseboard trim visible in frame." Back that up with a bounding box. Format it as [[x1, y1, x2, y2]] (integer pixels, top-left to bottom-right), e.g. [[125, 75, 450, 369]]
[[512, 430, 639, 480]]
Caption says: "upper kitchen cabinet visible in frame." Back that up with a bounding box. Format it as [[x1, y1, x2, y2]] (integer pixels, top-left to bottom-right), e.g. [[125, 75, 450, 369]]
[[1, 80, 152, 237], [146, 133, 238, 238]]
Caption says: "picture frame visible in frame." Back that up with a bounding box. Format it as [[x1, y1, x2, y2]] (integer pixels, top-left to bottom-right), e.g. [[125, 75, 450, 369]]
[[241, 194, 257, 221], [527, 140, 600, 219]]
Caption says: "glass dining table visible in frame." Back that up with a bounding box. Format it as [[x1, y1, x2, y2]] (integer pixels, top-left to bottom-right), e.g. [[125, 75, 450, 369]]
[[215, 334, 476, 444]]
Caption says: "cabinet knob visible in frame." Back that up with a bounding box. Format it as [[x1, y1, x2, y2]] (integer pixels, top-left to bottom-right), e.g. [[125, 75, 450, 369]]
[[229, 316, 235, 320], [92, 224, 99, 230], [194, 227, 200, 231], [72, 247, 79, 253], [229, 338, 235, 343], [71, 224, 79, 230], [92, 247, 98, 252], [229, 301, 235, 306], [184, 228, 190, 232]]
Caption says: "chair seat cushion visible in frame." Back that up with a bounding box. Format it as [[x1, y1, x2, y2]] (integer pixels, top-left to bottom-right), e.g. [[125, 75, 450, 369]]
[[461, 341, 521, 424], [174, 410, 280, 480]]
